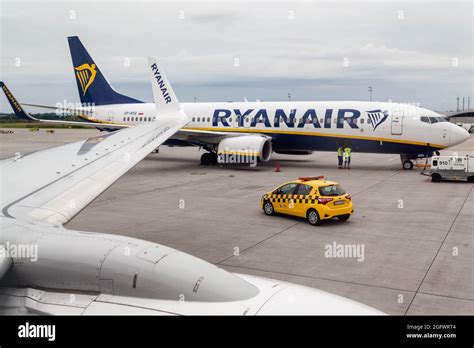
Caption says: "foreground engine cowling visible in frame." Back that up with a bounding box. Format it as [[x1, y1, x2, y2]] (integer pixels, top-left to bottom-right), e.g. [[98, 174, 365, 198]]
[[217, 135, 272, 164]]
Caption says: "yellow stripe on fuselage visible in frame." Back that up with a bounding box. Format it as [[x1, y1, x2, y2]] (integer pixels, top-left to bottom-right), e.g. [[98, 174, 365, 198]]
[[185, 126, 447, 149]]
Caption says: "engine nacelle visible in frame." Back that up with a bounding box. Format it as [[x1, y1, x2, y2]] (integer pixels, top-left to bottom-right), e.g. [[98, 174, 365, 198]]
[[217, 135, 272, 164]]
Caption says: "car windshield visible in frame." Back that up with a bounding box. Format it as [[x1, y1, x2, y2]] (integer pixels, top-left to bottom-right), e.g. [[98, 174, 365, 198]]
[[319, 185, 346, 196]]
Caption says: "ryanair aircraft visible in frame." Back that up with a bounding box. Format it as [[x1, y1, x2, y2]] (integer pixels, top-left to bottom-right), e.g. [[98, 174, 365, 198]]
[[0, 59, 383, 315], [20, 36, 469, 169]]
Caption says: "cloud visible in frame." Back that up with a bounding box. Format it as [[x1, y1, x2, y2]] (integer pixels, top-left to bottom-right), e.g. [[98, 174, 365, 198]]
[[0, 0, 472, 112]]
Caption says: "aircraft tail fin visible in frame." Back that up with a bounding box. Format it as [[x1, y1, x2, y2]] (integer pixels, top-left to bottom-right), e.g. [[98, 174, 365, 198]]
[[67, 36, 143, 106]]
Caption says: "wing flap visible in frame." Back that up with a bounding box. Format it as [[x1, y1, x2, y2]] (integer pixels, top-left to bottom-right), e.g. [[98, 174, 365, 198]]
[[173, 128, 250, 145]]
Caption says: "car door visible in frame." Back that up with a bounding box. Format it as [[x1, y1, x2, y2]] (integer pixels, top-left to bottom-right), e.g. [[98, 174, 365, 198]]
[[290, 183, 314, 217], [274, 183, 300, 215]]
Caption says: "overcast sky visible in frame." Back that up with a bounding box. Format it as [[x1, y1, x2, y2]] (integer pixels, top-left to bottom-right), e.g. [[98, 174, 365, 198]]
[[0, 0, 472, 113]]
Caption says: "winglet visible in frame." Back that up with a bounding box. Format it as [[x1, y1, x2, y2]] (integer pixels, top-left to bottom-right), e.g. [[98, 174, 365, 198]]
[[0, 82, 38, 121], [147, 57, 180, 115]]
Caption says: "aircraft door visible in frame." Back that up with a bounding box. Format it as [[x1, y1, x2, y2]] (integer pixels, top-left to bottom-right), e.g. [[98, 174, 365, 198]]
[[107, 111, 114, 122], [391, 111, 403, 135]]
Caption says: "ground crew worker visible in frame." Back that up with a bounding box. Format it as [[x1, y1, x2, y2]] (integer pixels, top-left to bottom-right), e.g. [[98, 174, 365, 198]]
[[337, 146, 343, 169], [344, 146, 352, 169]]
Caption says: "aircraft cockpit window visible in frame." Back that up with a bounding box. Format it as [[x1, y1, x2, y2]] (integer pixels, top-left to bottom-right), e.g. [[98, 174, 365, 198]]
[[420, 116, 430, 123], [429, 117, 439, 123]]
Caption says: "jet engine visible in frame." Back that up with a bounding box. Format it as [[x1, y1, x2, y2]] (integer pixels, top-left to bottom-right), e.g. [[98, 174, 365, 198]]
[[217, 135, 272, 164]]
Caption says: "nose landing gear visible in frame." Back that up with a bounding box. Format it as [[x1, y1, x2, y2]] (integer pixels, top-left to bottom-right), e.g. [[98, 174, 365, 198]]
[[400, 154, 414, 170]]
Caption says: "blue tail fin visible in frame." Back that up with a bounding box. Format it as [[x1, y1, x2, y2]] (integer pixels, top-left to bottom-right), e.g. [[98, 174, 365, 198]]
[[67, 36, 143, 106]]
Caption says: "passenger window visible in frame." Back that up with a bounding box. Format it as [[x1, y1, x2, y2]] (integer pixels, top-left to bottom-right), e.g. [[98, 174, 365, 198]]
[[197, 117, 201, 122], [274, 183, 299, 195], [320, 118, 323, 124], [207, 117, 211, 122], [360, 119, 365, 124], [192, 117, 195, 122], [297, 184, 312, 196]]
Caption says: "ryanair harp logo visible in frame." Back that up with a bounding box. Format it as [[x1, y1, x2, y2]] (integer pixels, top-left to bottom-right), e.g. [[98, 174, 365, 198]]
[[75, 63, 97, 95], [366, 109, 389, 131]]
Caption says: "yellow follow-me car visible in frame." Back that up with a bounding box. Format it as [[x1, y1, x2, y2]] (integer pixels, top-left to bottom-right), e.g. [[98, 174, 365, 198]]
[[260, 176, 354, 226]]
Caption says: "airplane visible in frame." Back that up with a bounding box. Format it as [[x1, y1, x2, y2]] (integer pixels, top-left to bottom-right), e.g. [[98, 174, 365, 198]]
[[19, 36, 470, 170], [0, 59, 383, 315]]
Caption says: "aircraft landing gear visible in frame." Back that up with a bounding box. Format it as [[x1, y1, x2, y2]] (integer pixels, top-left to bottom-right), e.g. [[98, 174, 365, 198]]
[[400, 154, 414, 170], [402, 160, 414, 170], [200, 152, 218, 165]]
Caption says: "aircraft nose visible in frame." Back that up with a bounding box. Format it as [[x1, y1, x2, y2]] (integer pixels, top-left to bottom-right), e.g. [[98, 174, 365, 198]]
[[450, 124, 470, 146]]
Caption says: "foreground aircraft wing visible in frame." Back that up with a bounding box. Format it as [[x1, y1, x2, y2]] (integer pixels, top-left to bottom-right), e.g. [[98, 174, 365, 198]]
[[0, 57, 189, 226], [173, 128, 249, 144], [0, 83, 129, 129]]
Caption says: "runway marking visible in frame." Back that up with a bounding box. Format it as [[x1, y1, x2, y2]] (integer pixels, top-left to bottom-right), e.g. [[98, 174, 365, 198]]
[[216, 220, 302, 265], [404, 185, 474, 315]]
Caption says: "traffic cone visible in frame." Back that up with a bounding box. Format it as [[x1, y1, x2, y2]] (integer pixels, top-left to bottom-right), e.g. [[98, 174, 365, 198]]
[[275, 162, 282, 172]]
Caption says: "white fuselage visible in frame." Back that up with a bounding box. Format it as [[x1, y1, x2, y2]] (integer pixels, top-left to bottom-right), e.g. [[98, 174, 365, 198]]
[[76, 101, 469, 154]]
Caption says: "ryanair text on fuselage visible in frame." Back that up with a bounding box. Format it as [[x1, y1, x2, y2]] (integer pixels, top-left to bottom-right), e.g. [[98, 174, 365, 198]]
[[212, 108, 386, 130]]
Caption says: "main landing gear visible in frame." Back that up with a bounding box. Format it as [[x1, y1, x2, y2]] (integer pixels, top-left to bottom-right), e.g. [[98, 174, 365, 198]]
[[200, 152, 218, 165]]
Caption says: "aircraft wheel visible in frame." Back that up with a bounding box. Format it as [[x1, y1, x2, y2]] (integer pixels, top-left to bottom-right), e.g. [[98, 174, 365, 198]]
[[402, 160, 414, 170], [200, 153, 213, 165], [468, 176, 474, 183], [210, 152, 218, 164]]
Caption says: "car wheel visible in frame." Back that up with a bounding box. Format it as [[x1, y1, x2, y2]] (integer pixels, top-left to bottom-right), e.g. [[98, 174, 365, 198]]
[[307, 209, 321, 226], [338, 214, 350, 221], [263, 201, 275, 216], [431, 173, 442, 182]]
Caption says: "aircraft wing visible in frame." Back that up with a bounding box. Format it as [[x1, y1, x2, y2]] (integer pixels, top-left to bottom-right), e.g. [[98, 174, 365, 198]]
[[0, 57, 189, 227], [0, 84, 129, 129], [173, 128, 250, 144]]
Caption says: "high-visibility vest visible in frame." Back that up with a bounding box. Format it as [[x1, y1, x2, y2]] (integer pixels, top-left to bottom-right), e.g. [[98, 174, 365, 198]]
[[344, 148, 351, 157], [337, 148, 343, 156]]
